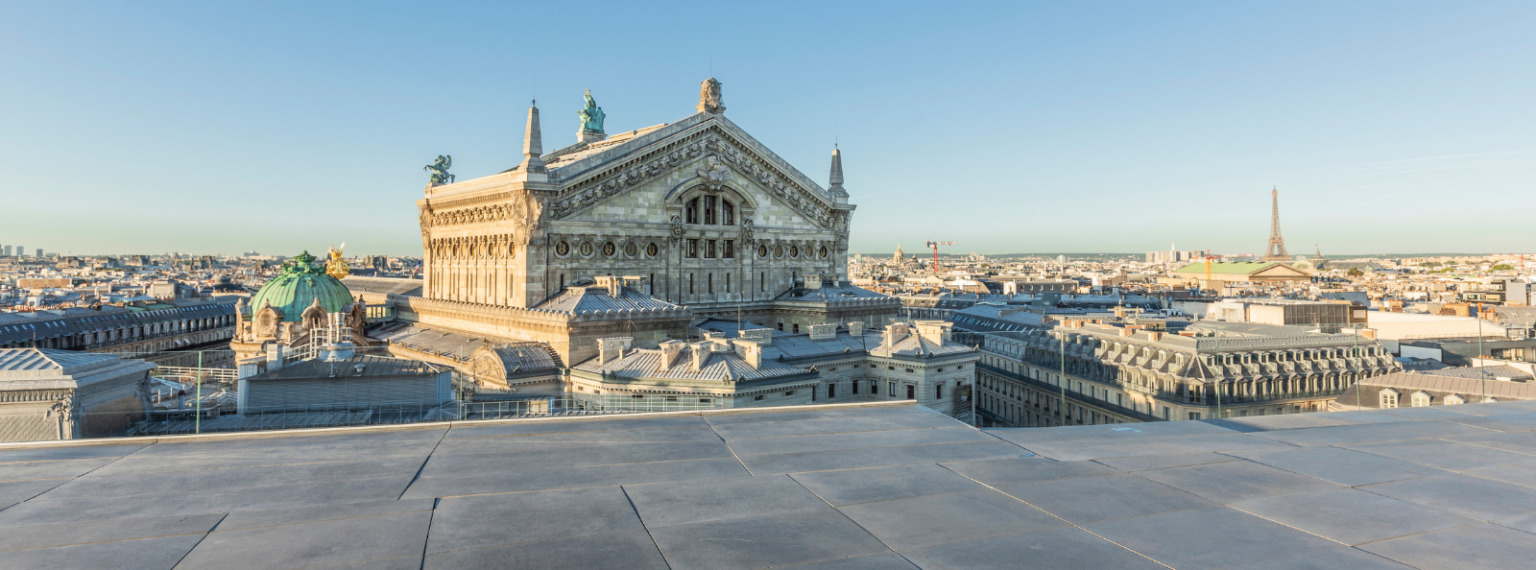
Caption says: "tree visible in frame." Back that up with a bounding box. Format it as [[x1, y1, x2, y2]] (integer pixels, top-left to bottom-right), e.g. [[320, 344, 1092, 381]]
[[1493, 264, 1514, 271], [1347, 268, 1364, 277]]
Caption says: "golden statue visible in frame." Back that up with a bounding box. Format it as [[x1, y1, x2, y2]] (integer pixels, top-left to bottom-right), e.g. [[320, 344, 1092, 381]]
[[325, 243, 350, 279]]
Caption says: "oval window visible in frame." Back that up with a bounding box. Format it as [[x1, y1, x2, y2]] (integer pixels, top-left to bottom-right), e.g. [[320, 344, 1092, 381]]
[[647, 243, 660, 257], [603, 242, 616, 257], [774, 245, 784, 258], [556, 241, 570, 256], [579, 242, 594, 256], [758, 245, 768, 258], [819, 246, 828, 258], [790, 245, 799, 258], [625, 242, 638, 257]]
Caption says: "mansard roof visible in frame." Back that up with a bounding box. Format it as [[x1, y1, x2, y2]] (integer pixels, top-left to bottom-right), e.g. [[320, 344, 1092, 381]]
[[533, 284, 682, 315]]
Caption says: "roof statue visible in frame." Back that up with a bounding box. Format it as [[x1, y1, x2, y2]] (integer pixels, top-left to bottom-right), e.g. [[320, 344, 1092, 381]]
[[697, 77, 725, 114], [578, 89, 605, 133], [424, 155, 454, 187], [326, 243, 350, 279]]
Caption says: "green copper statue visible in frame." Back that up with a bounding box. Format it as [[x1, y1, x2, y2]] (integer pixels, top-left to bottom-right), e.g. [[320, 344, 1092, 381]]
[[578, 89, 605, 133], [424, 154, 454, 186]]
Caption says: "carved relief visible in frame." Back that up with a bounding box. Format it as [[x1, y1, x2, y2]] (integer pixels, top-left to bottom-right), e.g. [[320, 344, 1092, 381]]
[[547, 130, 832, 227]]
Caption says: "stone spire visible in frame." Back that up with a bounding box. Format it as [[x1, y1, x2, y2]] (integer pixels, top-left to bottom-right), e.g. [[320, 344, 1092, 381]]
[[827, 145, 848, 202], [519, 100, 546, 173]]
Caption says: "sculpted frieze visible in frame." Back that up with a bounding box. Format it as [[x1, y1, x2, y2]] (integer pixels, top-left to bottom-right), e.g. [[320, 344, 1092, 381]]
[[548, 128, 833, 228]]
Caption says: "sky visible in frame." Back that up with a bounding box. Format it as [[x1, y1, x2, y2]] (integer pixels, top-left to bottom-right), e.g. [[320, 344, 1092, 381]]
[[2, 1, 1533, 257]]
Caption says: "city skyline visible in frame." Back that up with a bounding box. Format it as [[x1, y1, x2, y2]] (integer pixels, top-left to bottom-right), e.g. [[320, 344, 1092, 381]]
[[3, 1, 1533, 256]]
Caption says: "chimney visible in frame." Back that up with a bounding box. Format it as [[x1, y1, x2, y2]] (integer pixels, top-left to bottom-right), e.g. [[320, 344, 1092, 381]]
[[882, 322, 910, 350], [847, 321, 865, 337], [658, 340, 686, 371], [690, 342, 711, 371], [740, 328, 774, 346], [805, 274, 824, 289], [1147, 331, 1162, 342], [739, 342, 763, 368], [1358, 328, 1378, 340], [265, 345, 285, 370], [914, 320, 952, 344], [598, 337, 633, 365], [594, 275, 624, 297], [809, 323, 838, 341]]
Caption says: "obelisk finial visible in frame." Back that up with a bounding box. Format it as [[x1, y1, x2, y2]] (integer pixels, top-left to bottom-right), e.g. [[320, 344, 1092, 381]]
[[520, 100, 546, 173]]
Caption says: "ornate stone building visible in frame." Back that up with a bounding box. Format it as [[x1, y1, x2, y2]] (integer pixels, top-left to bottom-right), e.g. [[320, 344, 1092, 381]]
[[231, 251, 369, 362], [370, 79, 901, 389]]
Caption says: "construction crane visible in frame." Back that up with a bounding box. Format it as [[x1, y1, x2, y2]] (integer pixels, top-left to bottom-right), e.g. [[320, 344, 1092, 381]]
[[926, 241, 955, 274]]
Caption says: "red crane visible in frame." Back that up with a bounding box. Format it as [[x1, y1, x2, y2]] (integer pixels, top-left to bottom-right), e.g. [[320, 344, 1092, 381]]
[[926, 241, 955, 274]]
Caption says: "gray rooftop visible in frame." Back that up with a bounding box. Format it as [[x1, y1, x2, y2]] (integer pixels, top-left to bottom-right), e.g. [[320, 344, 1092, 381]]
[[4, 401, 1536, 568]]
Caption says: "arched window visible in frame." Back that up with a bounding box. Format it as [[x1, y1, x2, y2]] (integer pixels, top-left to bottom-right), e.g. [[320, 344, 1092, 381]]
[[704, 195, 717, 224]]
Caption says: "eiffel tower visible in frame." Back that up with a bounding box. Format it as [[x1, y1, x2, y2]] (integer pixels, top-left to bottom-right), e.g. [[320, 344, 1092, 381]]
[[1261, 187, 1292, 261]]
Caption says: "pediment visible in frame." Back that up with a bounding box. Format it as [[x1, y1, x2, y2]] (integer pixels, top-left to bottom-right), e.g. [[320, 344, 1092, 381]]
[[544, 116, 839, 228], [1254, 264, 1311, 277]]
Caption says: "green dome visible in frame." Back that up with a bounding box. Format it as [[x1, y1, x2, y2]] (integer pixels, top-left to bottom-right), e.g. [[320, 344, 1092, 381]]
[[249, 251, 354, 322]]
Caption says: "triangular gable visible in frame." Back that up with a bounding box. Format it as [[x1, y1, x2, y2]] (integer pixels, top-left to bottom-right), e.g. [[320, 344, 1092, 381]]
[[544, 114, 838, 228], [1251, 264, 1312, 278]]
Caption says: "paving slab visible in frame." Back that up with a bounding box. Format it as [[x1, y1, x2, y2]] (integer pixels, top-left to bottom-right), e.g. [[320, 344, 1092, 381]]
[[1361, 474, 1536, 521], [176, 510, 431, 569], [0, 442, 147, 464], [0, 512, 224, 552], [427, 486, 643, 554], [1135, 459, 1341, 504], [216, 498, 435, 531], [986, 419, 1238, 445], [0, 457, 116, 481], [901, 526, 1164, 570], [424, 530, 668, 570], [940, 456, 1118, 487], [0, 534, 204, 570], [1445, 430, 1536, 455], [42, 454, 428, 500], [996, 473, 1215, 524], [1444, 412, 1536, 433], [705, 407, 958, 439], [0, 473, 416, 526], [1224, 545, 1415, 569], [625, 474, 829, 528], [401, 456, 749, 499], [0, 478, 68, 503], [773, 553, 920, 569], [1250, 420, 1493, 447], [1092, 451, 1241, 472], [1359, 523, 1536, 570], [790, 463, 983, 506], [1344, 438, 1535, 471], [1230, 487, 1475, 545], [433, 424, 724, 454], [1460, 461, 1536, 489], [445, 413, 710, 438], [648, 508, 890, 570], [738, 440, 1021, 475], [837, 488, 1063, 550], [725, 426, 994, 456], [1221, 445, 1449, 486], [1011, 432, 1296, 462], [1085, 506, 1346, 569]]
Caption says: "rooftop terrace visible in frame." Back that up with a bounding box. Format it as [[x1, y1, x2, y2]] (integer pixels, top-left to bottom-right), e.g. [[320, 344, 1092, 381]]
[[3, 401, 1536, 568]]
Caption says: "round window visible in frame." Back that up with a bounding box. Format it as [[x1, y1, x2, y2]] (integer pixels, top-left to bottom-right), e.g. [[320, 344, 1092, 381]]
[[819, 246, 828, 258], [556, 241, 570, 256], [758, 245, 768, 258], [579, 242, 594, 256], [647, 243, 660, 257], [625, 242, 638, 257], [789, 245, 799, 258], [603, 242, 616, 257]]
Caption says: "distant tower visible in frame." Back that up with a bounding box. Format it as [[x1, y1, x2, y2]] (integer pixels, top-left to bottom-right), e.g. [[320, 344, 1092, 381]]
[[1262, 187, 1291, 262], [893, 243, 904, 262]]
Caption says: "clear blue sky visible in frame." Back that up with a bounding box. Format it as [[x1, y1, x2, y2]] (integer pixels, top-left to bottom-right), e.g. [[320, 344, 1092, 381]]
[[3, 1, 1532, 257]]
